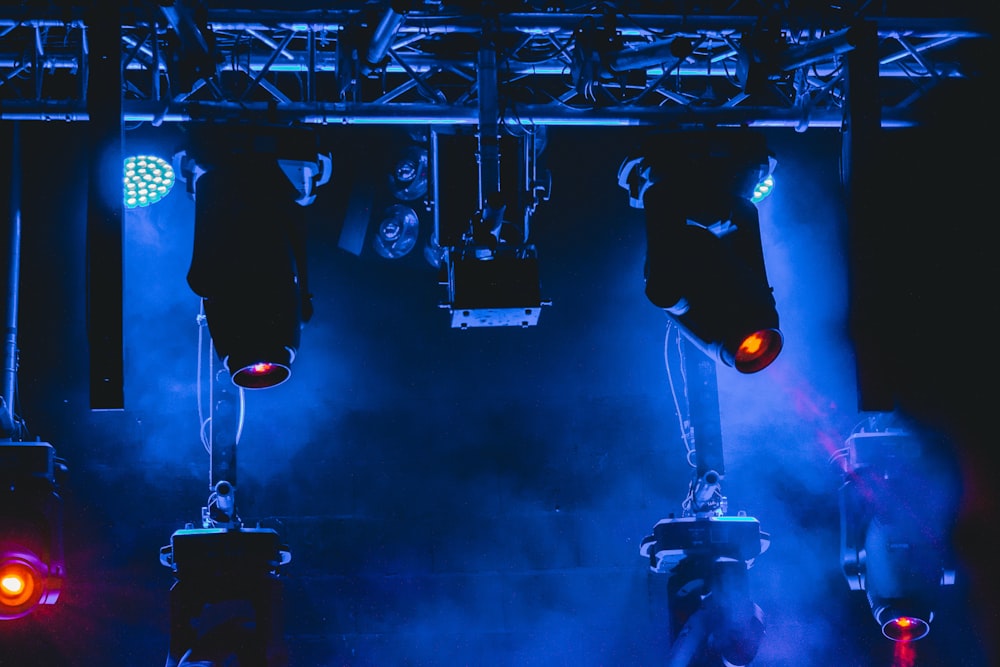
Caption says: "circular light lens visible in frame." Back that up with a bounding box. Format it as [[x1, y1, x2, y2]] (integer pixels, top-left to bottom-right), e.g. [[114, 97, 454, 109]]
[[388, 146, 429, 201], [882, 615, 931, 642], [0, 559, 42, 619], [373, 204, 419, 259], [231, 361, 291, 389], [734, 328, 783, 373]]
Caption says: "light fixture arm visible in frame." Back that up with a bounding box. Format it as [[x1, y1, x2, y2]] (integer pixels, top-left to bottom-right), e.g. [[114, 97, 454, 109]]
[[204, 365, 242, 528], [679, 331, 726, 510], [640, 319, 769, 664]]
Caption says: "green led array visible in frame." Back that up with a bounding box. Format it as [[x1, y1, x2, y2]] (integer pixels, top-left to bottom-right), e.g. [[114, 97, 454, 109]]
[[123, 155, 175, 209], [751, 174, 774, 204]]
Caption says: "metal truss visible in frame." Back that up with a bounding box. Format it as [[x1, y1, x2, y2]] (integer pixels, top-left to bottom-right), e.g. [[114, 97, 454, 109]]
[[0, 2, 990, 128]]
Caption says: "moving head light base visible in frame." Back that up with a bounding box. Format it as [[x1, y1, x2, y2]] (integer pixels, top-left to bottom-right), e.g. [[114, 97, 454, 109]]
[[160, 527, 291, 667], [160, 526, 291, 580], [0, 442, 66, 620], [640, 515, 766, 574]]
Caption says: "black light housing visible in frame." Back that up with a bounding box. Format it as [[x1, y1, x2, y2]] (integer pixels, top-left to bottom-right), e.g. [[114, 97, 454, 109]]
[[160, 527, 291, 666], [180, 125, 328, 389], [866, 513, 935, 642], [641, 516, 769, 666], [198, 277, 300, 391], [623, 130, 782, 374], [837, 427, 956, 643], [0, 442, 65, 621]]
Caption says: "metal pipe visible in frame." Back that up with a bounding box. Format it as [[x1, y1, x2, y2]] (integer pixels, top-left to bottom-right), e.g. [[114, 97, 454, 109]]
[[2, 122, 22, 437], [238, 28, 297, 102], [430, 127, 442, 258], [608, 36, 694, 73], [477, 28, 500, 209], [775, 25, 860, 72], [0, 53, 949, 79], [0, 101, 917, 127], [306, 25, 315, 102]]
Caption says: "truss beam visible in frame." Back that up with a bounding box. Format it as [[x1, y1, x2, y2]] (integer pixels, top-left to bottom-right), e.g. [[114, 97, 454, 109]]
[[0, 6, 989, 128]]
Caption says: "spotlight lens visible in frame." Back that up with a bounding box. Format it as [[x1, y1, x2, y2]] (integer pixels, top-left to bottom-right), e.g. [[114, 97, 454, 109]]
[[0, 561, 40, 614], [734, 328, 783, 373], [1, 574, 25, 595], [883, 615, 930, 642], [231, 361, 291, 389]]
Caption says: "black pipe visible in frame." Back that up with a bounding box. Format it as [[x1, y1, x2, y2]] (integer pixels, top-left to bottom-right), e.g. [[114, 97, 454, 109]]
[[2, 122, 21, 437]]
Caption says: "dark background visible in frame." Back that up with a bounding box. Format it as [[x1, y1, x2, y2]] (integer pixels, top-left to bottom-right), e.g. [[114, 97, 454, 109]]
[[0, 110, 995, 667]]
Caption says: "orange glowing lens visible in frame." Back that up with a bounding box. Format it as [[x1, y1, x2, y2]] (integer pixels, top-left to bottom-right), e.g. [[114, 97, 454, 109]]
[[1, 574, 24, 595], [883, 615, 930, 642], [231, 360, 291, 389], [734, 328, 783, 373], [0, 563, 36, 608]]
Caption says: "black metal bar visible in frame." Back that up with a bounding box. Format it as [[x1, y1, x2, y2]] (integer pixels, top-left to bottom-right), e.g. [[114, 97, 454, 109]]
[[85, 4, 124, 410], [209, 362, 238, 491], [477, 40, 500, 208], [842, 22, 891, 412], [0, 98, 929, 128]]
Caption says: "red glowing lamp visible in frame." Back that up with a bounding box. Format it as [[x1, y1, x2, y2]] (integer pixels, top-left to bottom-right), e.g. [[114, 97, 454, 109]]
[[733, 328, 784, 374], [230, 359, 292, 390], [882, 614, 931, 642], [0, 550, 61, 621]]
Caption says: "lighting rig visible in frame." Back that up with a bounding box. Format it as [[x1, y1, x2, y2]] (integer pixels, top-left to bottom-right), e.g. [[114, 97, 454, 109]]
[[159, 337, 291, 666], [431, 122, 551, 329], [374, 139, 429, 260], [0, 2, 987, 661], [621, 128, 783, 374], [628, 129, 776, 663], [832, 416, 957, 644], [174, 123, 331, 389], [0, 123, 67, 624], [639, 330, 770, 667], [0, 442, 67, 622], [158, 122, 327, 663], [333, 126, 431, 264], [427, 11, 553, 329], [3, 4, 981, 127]]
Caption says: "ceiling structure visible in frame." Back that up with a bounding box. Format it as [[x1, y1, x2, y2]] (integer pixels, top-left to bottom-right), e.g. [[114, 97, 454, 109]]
[[1, 4, 996, 667], [0, 1, 991, 128]]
